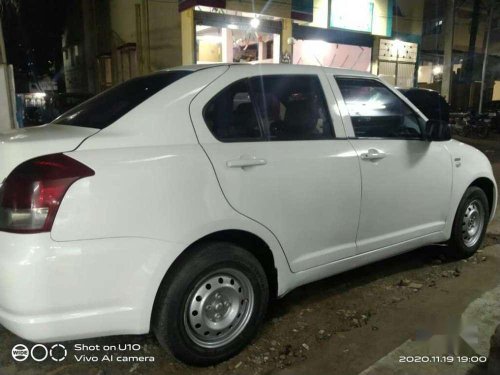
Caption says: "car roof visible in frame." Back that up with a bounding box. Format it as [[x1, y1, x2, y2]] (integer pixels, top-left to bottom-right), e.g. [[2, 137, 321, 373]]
[[165, 63, 377, 78]]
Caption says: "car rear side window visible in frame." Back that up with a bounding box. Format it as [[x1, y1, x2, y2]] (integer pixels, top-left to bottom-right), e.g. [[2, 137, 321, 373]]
[[336, 77, 424, 139], [203, 79, 264, 142], [250, 75, 334, 141], [203, 75, 334, 142], [53, 70, 192, 129]]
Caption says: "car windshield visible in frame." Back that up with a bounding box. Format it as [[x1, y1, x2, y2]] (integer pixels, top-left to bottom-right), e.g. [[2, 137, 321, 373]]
[[52, 70, 192, 129]]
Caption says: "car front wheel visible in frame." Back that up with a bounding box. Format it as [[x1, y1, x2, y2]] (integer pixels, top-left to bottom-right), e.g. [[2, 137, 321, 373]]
[[449, 186, 489, 258], [152, 241, 269, 366]]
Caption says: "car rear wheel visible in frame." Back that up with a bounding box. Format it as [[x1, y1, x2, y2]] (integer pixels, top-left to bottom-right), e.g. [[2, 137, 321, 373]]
[[152, 241, 269, 366], [449, 186, 489, 258]]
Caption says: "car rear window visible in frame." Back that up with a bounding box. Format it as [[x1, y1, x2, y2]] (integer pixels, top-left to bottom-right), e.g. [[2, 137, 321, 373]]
[[52, 70, 192, 129]]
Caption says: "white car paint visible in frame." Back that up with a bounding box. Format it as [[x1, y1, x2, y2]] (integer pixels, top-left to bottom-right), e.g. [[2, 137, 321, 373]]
[[0, 124, 98, 178], [189, 65, 361, 272], [0, 64, 496, 343]]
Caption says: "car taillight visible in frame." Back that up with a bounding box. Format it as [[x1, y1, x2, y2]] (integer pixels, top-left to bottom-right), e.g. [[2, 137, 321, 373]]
[[0, 154, 94, 233]]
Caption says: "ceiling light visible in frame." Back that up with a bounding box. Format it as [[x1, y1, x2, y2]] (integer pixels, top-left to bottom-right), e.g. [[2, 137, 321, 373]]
[[250, 17, 260, 28], [433, 65, 443, 75]]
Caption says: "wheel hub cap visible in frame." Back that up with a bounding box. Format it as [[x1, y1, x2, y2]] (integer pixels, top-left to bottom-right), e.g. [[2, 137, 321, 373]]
[[462, 200, 485, 247], [184, 269, 254, 348]]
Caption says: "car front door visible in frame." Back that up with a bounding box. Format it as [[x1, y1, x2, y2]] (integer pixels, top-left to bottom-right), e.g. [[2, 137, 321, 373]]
[[190, 65, 361, 272], [330, 76, 452, 253]]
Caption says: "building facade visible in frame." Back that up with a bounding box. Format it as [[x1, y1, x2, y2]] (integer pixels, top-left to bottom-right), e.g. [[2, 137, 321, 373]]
[[64, 0, 424, 94], [419, 0, 500, 110]]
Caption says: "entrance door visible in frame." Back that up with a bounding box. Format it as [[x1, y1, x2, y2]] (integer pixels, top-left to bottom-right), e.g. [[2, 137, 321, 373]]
[[190, 65, 361, 272]]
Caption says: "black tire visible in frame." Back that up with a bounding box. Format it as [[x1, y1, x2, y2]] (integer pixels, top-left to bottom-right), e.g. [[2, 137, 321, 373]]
[[449, 186, 489, 258], [152, 241, 269, 366]]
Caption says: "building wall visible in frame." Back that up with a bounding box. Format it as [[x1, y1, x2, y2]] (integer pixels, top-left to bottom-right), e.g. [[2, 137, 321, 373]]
[[310, 0, 328, 28], [488, 12, 500, 58], [62, 0, 88, 93], [107, 0, 182, 83], [393, 0, 424, 36], [68, 0, 183, 91], [453, 7, 486, 53], [372, 0, 389, 36], [492, 80, 500, 101], [68, 0, 425, 91], [421, 0, 487, 54], [109, 0, 138, 44], [147, 1, 182, 71], [108, 0, 137, 84], [62, 42, 87, 94]]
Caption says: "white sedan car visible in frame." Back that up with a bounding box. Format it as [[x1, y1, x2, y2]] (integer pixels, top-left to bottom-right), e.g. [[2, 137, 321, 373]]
[[0, 64, 496, 365]]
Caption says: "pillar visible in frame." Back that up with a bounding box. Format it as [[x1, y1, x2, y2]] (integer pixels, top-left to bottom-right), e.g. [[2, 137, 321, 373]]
[[281, 18, 293, 63], [181, 8, 195, 65], [441, 0, 455, 102]]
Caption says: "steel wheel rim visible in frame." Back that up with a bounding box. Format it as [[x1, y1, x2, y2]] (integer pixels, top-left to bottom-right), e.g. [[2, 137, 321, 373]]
[[462, 199, 485, 247], [183, 268, 254, 348]]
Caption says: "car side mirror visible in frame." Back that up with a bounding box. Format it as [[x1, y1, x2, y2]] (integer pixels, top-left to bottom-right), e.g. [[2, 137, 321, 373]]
[[425, 119, 451, 141]]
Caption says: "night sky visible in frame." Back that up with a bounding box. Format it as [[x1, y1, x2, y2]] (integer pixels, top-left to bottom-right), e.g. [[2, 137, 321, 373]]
[[1, 0, 69, 92]]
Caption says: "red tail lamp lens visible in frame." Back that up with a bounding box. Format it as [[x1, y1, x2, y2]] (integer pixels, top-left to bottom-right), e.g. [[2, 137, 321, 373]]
[[0, 154, 94, 233]]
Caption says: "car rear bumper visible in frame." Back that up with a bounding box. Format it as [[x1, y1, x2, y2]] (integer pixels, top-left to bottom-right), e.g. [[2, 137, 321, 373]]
[[0, 232, 185, 342]]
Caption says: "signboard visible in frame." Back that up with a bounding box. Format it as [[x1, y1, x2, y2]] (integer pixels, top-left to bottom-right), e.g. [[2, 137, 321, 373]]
[[292, 0, 314, 22], [330, 0, 374, 32]]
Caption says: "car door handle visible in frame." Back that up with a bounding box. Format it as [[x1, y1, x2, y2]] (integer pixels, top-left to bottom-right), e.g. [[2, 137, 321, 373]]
[[360, 149, 387, 161], [226, 158, 267, 168]]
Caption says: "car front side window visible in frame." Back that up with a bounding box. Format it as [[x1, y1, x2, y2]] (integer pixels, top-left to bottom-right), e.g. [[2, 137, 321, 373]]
[[336, 77, 425, 139]]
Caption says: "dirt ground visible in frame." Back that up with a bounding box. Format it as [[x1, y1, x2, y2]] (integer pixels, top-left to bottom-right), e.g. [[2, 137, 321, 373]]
[[2, 135, 500, 375]]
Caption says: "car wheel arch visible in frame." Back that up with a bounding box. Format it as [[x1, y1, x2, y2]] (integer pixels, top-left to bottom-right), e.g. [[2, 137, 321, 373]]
[[150, 229, 278, 326], [447, 176, 496, 237], [469, 177, 495, 218]]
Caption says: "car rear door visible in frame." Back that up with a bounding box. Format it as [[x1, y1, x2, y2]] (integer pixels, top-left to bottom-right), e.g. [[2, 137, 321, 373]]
[[190, 65, 361, 272], [329, 75, 452, 253]]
